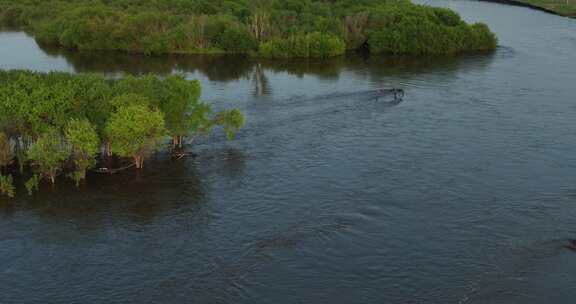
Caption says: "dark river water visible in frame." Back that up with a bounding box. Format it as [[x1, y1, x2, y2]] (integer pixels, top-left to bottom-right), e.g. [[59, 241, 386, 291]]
[[1, 0, 576, 303]]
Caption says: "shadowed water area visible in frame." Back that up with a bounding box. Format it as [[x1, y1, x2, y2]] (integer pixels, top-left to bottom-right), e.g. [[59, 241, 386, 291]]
[[1, 0, 576, 303]]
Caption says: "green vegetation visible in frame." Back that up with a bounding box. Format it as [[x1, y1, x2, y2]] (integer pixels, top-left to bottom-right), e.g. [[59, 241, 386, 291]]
[[27, 128, 70, 184], [516, 0, 576, 17], [0, 70, 245, 198], [0, 132, 11, 169], [64, 118, 100, 184], [105, 103, 166, 169], [260, 32, 346, 58], [214, 109, 246, 140], [0, 174, 15, 198], [0, 0, 497, 57]]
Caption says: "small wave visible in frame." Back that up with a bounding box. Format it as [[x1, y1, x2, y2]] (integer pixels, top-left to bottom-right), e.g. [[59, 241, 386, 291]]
[[495, 45, 516, 59]]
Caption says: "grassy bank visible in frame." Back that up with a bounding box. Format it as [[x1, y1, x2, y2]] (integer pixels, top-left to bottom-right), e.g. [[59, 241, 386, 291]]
[[519, 0, 576, 16], [481, 0, 576, 17], [0, 0, 497, 57]]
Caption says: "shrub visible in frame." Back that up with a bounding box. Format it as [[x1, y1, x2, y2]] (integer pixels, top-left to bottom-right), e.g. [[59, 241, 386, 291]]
[[368, 17, 497, 55], [0, 132, 12, 169], [105, 102, 167, 169], [216, 27, 257, 52], [432, 7, 463, 26], [0, 0, 497, 56], [25, 174, 39, 196], [260, 32, 346, 58], [0, 70, 245, 196], [0, 174, 15, 198], [27, 128, 70, 184], [64, 119, 100, 184]]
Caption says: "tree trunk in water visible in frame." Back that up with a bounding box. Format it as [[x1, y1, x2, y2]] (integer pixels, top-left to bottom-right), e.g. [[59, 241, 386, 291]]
[[172, 136, 185, 149], [103, 141, 112, 157], [134, 155, 144, 169]]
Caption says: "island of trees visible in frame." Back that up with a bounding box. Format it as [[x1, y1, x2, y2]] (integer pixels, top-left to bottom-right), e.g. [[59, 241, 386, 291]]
[[0, 0, 497, 57], [0, 71, 245, 198]]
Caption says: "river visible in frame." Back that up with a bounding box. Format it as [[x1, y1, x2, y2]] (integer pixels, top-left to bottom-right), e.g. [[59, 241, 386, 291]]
[[1, 0, 576, 303]]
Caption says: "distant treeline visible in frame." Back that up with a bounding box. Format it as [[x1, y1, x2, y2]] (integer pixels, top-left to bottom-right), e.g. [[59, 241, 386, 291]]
[[0, 0, 497, 57], [0, 70, 245, 198]]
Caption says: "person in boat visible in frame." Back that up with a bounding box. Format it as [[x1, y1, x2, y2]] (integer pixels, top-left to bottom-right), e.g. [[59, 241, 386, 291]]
[[377, 88, 404, 100], [393, 88, 405, 99]]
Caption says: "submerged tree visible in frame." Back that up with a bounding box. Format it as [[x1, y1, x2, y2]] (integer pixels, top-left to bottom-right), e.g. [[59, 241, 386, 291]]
[[0, 70, 245, 195], [187, 102, 213, 144], [27, 129, 70, 184], [25, 174, 40, 196], [0, 174, 15, 198], [162, 76, 202, 149], [105, 103, 166, 169], [214, 109, 246, 140], [64, 118, 100, 185]]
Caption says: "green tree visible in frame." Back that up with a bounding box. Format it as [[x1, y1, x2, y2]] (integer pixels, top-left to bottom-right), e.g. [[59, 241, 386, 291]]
[[214, 109, 245, 140], [162, 76, 204, 148], [260, 32, 346, 58], [27, 128, 70, 184], [0, 70, 247, 196], [105, 103, 166, 169], [0, 132, 12, 171], [188, 102, 213, 144], [64, 118, 100, 184], [110, 93, 152, 110]]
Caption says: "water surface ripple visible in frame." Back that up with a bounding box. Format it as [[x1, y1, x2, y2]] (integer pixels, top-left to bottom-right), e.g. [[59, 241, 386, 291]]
[[1, 0, 576, 303]]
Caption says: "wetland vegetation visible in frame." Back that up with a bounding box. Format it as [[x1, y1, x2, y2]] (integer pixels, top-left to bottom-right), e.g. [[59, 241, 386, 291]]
[[0, 0, 497, 57], [1, 0, 576, 302], [0, 70, 245, 198], [0, 0, 501, 198], [523, 0, 576, 16]]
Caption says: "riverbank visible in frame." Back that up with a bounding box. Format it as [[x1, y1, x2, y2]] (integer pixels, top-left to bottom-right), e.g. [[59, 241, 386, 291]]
[[0, 0, 497, 57], [479, 0, 576, 17]]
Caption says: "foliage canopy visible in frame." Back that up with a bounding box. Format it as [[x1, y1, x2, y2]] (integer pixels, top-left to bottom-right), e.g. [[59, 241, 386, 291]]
[[0, 70, 245, 198], [105, 103, 167, 168], [0, 0, 497, 57]]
